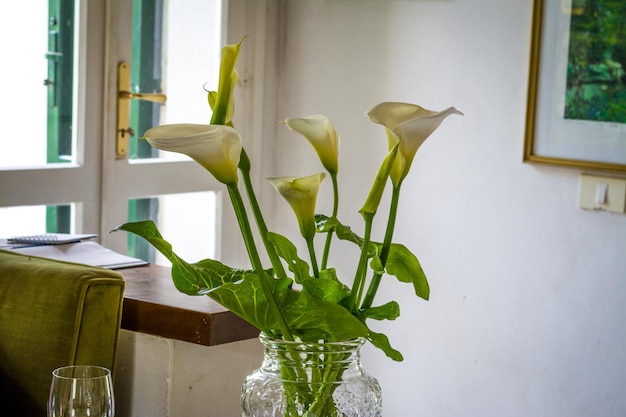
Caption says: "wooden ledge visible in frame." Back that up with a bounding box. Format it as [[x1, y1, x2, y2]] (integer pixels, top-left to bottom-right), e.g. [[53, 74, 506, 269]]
[[119, 264, 259, 346]]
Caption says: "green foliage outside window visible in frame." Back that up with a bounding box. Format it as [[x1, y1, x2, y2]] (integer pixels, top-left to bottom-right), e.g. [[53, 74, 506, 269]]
[[565, 0, 626, 123]]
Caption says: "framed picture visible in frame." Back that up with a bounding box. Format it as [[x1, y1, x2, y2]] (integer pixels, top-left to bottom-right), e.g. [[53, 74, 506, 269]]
[[524, 0, 626, 173]]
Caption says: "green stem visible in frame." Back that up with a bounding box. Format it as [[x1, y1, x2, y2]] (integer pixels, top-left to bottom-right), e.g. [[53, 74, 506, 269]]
[[321, 172, 339, 270], [347, 212, 374, 312], [227, 184, 293, 340], [280, 342, 351, 416], [306, 237, 320, 278], [239, 149, 288, 280], [360, 183, 402, 309], [306, 346, 352, 416]]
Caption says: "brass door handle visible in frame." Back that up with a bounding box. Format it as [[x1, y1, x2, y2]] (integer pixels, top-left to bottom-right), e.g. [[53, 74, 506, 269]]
[[116, 62, 167, 158], [119, 91, 167, 104]]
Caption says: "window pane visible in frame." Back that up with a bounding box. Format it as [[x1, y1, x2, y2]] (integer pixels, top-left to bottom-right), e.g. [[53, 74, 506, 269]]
[[0, 1, 78, 168], [129, 0, 222, 161], [0, 204, 75, 237], [127, 191, 216, 266]]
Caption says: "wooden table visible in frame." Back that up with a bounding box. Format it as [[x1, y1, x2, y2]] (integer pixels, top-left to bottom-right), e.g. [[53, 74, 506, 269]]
[[119, 264, 259, 346]]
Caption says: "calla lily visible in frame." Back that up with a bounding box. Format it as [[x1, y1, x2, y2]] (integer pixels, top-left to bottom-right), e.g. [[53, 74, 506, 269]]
[[282, 115, 339, 174], [268, 173, 326, 239], [208, 89, 235, 127], [367, 102, 463, 185], [117, 36, 466, 366], [143, 123, 242, 185], [360, 142, 399, 216], [210, 37, 246, 125]]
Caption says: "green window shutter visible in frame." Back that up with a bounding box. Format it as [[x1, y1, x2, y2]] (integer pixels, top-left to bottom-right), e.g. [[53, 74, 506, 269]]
[[46, 0, 74, 164], [127, 0, 164, 262], [130, 0, 163, 159], [46, 0, 74, 233]]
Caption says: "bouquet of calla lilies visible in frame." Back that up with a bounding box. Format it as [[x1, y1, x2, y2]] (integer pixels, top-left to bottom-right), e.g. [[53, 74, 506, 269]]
[[114, 37, 462, 360]]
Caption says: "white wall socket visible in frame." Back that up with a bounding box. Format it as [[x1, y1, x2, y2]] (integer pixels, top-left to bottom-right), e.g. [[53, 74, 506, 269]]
[[579, 174, 626, 214]]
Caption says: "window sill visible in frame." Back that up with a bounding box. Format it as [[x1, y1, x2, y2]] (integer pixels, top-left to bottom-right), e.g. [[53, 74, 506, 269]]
[[119, 264, 259, 346]]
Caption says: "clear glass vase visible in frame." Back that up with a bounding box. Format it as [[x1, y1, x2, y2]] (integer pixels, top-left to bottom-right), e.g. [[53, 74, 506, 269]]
[[241, 333, 382, 417]]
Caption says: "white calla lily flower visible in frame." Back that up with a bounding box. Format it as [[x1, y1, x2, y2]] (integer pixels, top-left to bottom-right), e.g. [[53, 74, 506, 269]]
[[283, 115, 339, 174], [143, 123, 242, 185], [367, 102, 463, 185], [267, 173, 326, 239]]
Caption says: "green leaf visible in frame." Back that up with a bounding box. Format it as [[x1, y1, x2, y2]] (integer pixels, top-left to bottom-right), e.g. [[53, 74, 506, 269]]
[[115, 221, 202, 294], [212, 267, 368, 341], [368, 330, 404, 361], [115, 220, 251, 294], [301, 269, 350, 304], [209, 274, 292, 333], [386, 244, 430, 300], [361, 301, 400, 321], [192, 258, 261, 288], [280, 289, 368, 342], [315, 216, 429, 301], [368, 254, 385, 275], [315, 215, 378, 257], [267, 232, 310, 283]]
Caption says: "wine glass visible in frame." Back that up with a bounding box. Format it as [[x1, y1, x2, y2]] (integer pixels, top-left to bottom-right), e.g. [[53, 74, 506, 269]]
[[48, 365, 115, 417]]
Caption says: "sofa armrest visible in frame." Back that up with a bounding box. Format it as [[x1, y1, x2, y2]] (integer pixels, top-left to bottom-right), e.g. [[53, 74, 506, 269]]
[[0, 250, 125, 416]]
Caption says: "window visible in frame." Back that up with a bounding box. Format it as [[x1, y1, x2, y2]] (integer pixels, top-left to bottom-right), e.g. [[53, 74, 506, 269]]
[[1, 0, 96, 238], [0, 0, 259, 266]]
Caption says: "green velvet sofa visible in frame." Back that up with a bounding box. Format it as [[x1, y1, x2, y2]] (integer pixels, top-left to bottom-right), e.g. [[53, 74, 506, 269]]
[[0, 249, 125, 416]]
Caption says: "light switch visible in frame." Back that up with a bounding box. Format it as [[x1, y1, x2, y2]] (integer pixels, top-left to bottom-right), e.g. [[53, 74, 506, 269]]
[[579, 174, 626, 214], [595, 182, 608, 204]]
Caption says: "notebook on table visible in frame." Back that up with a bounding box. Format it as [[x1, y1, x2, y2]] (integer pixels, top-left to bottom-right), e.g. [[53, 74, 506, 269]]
[[1, 233, 148, 270]]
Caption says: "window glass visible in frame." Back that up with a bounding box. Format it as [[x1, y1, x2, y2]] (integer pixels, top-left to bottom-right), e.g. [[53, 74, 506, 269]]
[[129, 0, 222, 162], [0, 204, 75, 236], [127, 191, 217, 265], [0, 1, 78, 168]]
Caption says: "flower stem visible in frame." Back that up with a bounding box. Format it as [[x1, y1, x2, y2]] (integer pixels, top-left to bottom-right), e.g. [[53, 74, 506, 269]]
[[347, 212, 374, 312], [227, 184, 293, 340], [306, 237, 320, 278], [321, 172, 339, 270], [239, 149, 288, 280], [361, 183, 401, 309]]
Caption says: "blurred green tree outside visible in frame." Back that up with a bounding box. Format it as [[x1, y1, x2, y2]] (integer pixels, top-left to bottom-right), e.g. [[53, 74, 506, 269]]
[[565, 0, 626, 123]]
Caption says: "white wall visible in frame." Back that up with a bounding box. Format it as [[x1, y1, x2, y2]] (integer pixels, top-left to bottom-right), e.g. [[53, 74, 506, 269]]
[[260, 1, 626, 416], [115, 330, 263, 417]]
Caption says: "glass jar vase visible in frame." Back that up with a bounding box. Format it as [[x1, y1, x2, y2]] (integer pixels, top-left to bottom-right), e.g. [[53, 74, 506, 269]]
[[241, 333, 382, 417]]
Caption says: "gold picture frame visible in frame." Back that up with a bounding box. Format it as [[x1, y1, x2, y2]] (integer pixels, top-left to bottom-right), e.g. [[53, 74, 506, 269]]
[[524, 0, 626, 173]]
